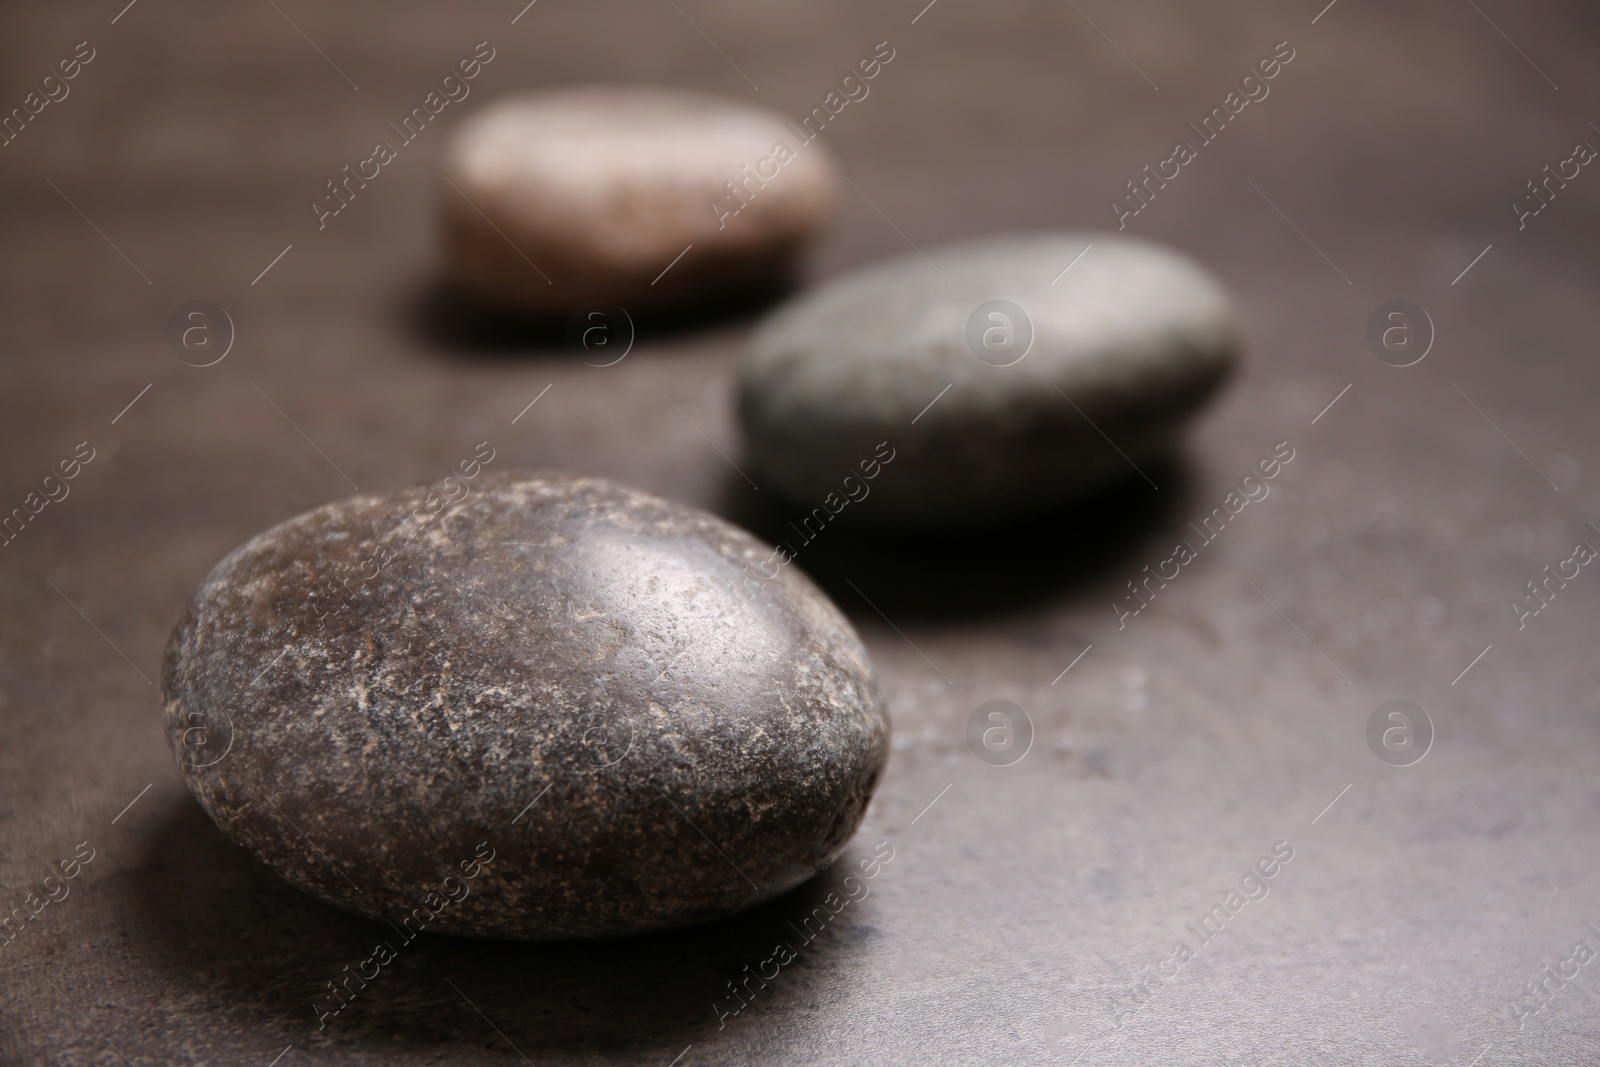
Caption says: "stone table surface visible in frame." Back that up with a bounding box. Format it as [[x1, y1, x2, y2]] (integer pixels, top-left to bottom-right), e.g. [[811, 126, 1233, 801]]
[[2, 1, 1599, 1064]]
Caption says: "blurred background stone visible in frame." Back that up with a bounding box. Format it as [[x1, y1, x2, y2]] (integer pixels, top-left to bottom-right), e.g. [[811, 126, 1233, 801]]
[[738, 232, 1239, 528], [441, 86, 840, 318]]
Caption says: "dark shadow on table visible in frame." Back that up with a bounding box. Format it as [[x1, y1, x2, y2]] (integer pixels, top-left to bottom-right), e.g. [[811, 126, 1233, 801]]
[[125, 795, 873, 1062], [715, 456, 1196, 622], [404, 276, 793, 360]]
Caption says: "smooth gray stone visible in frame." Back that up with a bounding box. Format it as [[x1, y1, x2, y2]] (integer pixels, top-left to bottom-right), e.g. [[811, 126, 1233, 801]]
[[161, 472, 888, 939], [737, 232, 1241, 528]]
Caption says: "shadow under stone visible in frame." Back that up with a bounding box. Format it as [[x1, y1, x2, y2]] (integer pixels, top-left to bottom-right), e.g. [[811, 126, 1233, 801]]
[[403, 276, 795, 361], [714, 455, 1196, 623], [123, 793, 880, 1063]]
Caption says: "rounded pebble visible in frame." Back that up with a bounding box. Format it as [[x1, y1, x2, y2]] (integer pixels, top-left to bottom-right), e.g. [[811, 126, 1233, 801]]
[[737, 232, 1241, 528], [162, 472, 888, 939], [440, 86, 840, 317]]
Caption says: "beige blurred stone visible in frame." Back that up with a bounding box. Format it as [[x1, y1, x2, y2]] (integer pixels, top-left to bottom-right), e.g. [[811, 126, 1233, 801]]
[[440, 86, 840, 317]]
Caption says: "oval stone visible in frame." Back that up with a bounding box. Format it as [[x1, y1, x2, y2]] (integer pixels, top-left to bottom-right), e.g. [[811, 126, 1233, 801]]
[[162, 473, 888, 939], [440, 86, 840, 317], [737, 232, 1241, 528]]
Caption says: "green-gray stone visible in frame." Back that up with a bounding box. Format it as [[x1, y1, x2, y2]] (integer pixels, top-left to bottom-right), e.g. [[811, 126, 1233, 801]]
[[738, 232, 1240, 528]]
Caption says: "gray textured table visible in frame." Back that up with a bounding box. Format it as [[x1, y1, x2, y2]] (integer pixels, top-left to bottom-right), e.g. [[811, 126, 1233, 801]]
[[3, 1, 1599, 1064]]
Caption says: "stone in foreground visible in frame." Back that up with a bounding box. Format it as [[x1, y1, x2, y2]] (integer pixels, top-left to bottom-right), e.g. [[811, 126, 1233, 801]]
[[162, 472, 888, 939], [440, 86, 840, 316], [737, 232, 1241, 528]]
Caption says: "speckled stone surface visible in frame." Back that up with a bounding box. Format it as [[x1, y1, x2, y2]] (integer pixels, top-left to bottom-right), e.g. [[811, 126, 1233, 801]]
[[440, 86, 840, 316], [160, 472, 888, 939], [738, 232, 1241, 528]]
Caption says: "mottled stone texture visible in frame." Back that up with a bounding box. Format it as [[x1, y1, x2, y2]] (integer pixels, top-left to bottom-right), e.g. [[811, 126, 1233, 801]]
[[738, 232, 1241, 529], [440, 86, 840, 316], [162, 473, 888, 939]]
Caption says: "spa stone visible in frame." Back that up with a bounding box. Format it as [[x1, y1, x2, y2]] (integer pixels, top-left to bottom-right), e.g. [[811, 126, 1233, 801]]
[[440, 86, 840, 316], [737, 232, 1241, 528], [162, 472, 888, 938]]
